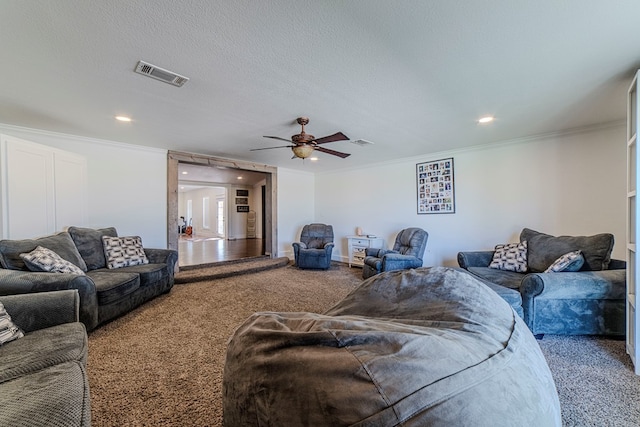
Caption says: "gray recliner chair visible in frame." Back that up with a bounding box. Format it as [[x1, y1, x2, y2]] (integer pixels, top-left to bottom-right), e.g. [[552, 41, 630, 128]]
[[292, 224, 334, 270], [363, 228, 428, 279]]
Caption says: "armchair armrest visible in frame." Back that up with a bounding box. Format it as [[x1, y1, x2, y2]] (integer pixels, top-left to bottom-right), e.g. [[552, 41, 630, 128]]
[[365, 248, 395, 257], [0, 289, 79, 333], [382, 253, 423, 272], [0, 269, 98, 331], [144, 248, 178, 277], [520, 269, 626, 327], [457, 251, 494, 269], [608, 259, 626, 270]]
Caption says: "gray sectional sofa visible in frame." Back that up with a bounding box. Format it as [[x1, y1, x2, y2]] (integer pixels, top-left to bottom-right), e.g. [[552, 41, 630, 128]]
[[458, 228, 626, 337], [0, 290, 91, 427], [0, 226, 178, 331], [224, 267, 561, 426]]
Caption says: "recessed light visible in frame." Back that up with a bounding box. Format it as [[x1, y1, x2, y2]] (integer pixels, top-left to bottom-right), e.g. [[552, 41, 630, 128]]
[[181, 171, 188, 175], [115, 115, 132, 122], [237, 176, 243, 180], [310, 157, 318, 161], [478, 116, 494, 124]]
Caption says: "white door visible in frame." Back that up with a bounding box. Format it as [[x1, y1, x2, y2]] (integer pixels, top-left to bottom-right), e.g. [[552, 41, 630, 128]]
[[2, 135, 55, 238], [626, 70, 640, 374], [0, 134, 87, 239], [54, 151, 88, 230]]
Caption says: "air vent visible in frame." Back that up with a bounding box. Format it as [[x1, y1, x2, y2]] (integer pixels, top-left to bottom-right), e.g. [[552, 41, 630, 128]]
[[351, 139, 374, 146], [134, 60, 189, 87]]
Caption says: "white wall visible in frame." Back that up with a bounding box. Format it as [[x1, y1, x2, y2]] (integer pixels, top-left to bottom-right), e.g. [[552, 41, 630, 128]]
[[178, 187, 226, 238], [1, 122, 625, 264], [228, 184, 253, 239], [0, 124, 168, 248], [276, 168, 314, 257], [316, 124, 626, 266]]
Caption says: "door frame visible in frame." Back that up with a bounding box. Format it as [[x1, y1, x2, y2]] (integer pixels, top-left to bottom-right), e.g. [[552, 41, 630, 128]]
[[167, 151, 277, 258]]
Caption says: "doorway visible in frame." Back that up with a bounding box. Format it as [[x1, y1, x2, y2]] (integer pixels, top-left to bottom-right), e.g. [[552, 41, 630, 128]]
[[167, 151, 278, 267]]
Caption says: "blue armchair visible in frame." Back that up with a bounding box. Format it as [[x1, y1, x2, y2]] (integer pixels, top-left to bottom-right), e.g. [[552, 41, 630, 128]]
[[292, 224, 334, 270], [362, 228, 429, 279]]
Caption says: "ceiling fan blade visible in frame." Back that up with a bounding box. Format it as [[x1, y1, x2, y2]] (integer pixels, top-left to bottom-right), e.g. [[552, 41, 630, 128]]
[[315, 146, 351, 158], [263, 135, 293, 143], [313, 132, 349, 145], [250, 145, 293, 151]]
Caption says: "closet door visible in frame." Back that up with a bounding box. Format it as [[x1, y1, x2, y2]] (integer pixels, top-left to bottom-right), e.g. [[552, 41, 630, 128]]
[[1, 135, 55, 239], [1, 134, 87, 240], [54, 151, 88, 230]]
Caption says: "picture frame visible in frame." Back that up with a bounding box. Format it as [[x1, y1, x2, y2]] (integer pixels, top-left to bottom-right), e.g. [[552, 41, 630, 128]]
[[235, 197, 248, 205], [236, 189, 249, 197], [416, 157, 455, 214], [237, 205, 250, 213]]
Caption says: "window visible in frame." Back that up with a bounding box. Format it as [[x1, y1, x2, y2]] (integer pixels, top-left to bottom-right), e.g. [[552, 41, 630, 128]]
[[186, 199, 192, 227], [203, 197, 210, 229], [217, 199, 224, 235]]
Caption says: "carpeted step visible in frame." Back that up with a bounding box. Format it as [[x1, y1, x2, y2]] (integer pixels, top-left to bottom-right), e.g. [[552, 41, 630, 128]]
[[174, 256, 291, 284]]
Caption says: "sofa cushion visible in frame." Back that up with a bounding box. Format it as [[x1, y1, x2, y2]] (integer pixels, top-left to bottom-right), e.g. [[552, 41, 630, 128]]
[[544, 250, 585, 273], [67, 226, 118, 271], [0, 361, 91, 427], [0, 232, 87, 272], [0, 302, 24, 346], [20, 246, 86, 275], [87, 271, 140, 305], [113, 263, 168, 286], [520, 228, 614, 272], [488, 242, 527, 273], [0, 323, 86, 384], [102, 236, 149, 269], [467, 266, 524, 290]]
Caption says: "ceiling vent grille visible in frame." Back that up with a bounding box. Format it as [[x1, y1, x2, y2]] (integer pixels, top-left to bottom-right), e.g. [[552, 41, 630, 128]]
[[351, 139, 374, 146], [134, 60, 189, 87]]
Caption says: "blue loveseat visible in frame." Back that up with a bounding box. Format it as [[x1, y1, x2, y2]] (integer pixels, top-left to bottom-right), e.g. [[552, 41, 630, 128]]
[[458, 228, 625, 337]]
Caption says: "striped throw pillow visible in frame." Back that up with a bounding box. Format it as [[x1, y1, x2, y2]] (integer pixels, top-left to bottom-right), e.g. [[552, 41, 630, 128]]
[[0, 301, 24, 345]]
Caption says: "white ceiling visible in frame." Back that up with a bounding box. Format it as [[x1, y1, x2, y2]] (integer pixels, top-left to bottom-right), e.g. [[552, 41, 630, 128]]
[[1, 1, 639, 174]]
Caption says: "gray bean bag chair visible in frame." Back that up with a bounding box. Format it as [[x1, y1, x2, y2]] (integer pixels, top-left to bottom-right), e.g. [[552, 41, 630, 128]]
[[223, 267, 561, 426]]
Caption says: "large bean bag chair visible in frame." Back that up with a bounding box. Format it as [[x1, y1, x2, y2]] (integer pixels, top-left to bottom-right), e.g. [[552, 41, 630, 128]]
[[223, 267, 561, 426]]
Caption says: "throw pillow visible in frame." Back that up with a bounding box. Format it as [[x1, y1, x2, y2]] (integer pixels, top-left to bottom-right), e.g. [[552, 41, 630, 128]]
[[68, 226, 118, 270], [489, 241, 528, 273], [0, 301, 24, 345], [19, 246, 86, 275], [0, 231, 87, 272], [520, 228, 614, 272], [544, 250, 585, 273], [102, 236, 149, 269]]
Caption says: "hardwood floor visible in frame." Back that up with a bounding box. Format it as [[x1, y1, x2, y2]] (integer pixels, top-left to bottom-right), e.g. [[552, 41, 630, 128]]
[[178, 236, 265, 267]]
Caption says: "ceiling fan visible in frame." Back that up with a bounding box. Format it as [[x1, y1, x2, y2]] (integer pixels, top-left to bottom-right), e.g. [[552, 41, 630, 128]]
[[251, 117, 351, 159]]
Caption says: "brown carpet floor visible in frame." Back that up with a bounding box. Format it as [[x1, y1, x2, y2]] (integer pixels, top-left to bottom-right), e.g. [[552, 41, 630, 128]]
[[87, 261, 363, 426], [88, 263, 640, 426]]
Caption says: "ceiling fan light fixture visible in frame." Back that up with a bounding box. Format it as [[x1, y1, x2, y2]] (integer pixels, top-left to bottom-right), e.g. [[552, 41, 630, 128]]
[[292, 144, 315, 159]]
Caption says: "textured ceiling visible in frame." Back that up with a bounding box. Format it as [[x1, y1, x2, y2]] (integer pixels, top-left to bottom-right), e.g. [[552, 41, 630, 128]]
[[1, 1, 639, 173]]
